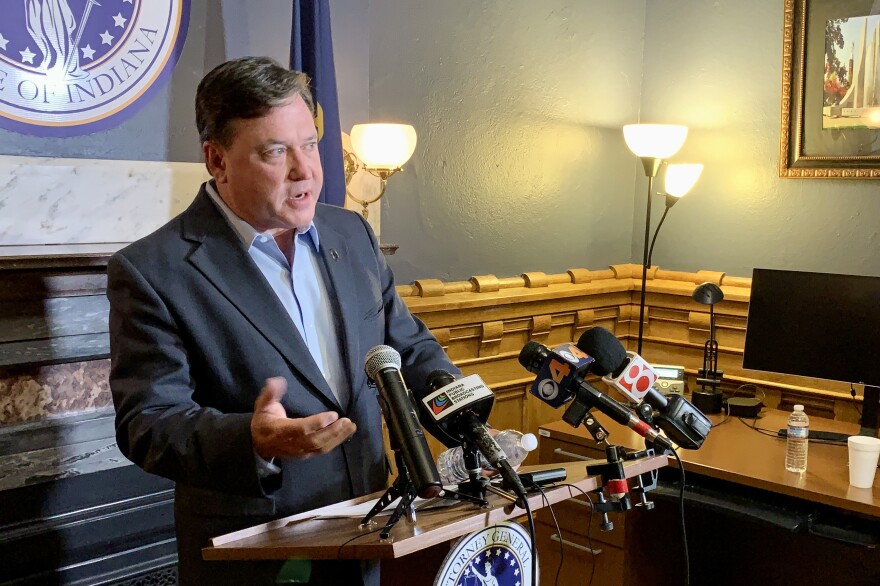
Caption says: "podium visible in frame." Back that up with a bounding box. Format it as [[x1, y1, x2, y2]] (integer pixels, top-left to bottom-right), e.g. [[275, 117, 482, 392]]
[[203, 456, 666, 584]]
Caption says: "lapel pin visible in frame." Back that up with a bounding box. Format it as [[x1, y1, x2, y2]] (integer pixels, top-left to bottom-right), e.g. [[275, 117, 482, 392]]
[[330, 248, 340, 261]]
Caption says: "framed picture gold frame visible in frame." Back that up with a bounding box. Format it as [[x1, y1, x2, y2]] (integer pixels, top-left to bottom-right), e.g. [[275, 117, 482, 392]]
[[780, 0, 880, 178]]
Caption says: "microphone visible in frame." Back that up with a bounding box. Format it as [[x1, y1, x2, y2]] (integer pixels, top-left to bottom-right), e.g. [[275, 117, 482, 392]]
[[416, 370, 528, 508], [364, 345, 442, 498], [576, 327, 712, 449], [416, 370, 495, 448], [520, 342, 595, 408], [518, 341, 674, 451]]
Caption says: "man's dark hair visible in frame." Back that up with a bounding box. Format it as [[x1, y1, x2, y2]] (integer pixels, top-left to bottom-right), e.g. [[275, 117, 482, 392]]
[[195, 57, 314, 146]]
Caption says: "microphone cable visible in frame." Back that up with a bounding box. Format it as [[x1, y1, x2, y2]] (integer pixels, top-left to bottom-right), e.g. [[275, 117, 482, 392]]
[[534, 484, 565, 586], [555, 483, 598, 586], [521, 495, 537, 586], [670, 448, 690, 586]]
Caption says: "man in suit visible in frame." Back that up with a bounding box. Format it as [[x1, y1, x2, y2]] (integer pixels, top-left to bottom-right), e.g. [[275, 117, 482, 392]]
[[108, 56, 458, 585]]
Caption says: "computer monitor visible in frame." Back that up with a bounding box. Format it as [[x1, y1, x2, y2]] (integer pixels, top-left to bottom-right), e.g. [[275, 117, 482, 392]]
[[743, 268, 880, 437]]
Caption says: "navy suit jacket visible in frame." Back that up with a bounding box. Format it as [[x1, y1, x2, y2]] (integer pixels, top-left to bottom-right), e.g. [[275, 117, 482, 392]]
[[107, 186, 458, 585]]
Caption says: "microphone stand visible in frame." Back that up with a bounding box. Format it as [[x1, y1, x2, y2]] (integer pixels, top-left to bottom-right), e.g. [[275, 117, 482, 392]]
[[359, 444, 488, 541], [453, 442, 522, 507], [585, 444, 658, 531], [360, 450, 420, 540]]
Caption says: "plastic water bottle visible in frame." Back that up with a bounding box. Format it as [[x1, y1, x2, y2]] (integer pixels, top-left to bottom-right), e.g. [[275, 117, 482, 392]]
[[785, 404, 809, 473], [436, 430, 539, 485]]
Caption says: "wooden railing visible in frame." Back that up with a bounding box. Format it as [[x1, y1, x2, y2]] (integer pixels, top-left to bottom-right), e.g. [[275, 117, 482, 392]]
[[401, 263, 863, 443]]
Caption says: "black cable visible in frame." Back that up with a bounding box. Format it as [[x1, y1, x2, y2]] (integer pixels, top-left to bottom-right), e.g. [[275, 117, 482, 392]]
[[336, 524, 384, 557], [535, 485, 565, 586], [670, 449, 690, 586], [735, 414, 780, 438], [851, 384, 863, 416], [521, 496, 537, 586], [558, 483, 596, 586]]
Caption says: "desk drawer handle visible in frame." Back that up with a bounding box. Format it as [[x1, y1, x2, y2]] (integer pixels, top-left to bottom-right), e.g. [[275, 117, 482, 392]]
[[550, 533, 602, 555], [553, 448, 595, 462]]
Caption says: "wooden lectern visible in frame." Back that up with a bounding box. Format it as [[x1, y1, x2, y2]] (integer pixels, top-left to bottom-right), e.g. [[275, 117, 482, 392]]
[[203, 457, 666, 584]]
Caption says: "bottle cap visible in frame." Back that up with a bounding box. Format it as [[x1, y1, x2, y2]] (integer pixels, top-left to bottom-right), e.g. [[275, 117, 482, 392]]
[[521, 433, 539, 452], [794, 404, 804, 411]]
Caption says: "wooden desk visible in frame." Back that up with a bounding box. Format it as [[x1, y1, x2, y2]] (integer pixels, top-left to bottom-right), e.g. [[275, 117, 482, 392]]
[[203, 458, 665, 561], [538, 410, 880, 586], [541, 409, 878, 516]]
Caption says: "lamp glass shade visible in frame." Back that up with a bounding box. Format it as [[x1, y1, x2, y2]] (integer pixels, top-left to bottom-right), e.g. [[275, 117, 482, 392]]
[[350, 123, 417, 169], [664, 163, 703, 198], [623, 124, 688, 159]]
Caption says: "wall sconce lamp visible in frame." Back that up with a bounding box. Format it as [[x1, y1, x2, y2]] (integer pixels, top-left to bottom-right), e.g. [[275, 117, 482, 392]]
[[343, 123, 417, 218], [623, 123, 689, 355]]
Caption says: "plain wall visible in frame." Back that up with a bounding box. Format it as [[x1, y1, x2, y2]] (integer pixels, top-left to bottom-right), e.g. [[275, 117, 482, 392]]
[[634, 0, 880, 279], [4, 1, 880, 284], [368, 0, 647, 283]]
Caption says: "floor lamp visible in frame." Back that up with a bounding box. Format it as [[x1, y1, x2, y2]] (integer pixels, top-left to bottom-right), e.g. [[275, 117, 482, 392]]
[[623, 124, 689, 355], [647, 164, 703, 268]]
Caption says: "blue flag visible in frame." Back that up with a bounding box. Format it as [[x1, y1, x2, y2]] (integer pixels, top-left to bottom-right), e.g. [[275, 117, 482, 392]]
[[290, 0, 345, 207]]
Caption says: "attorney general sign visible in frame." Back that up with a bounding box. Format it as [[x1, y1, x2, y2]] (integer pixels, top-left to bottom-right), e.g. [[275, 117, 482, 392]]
[[0, 0, 190, 136]]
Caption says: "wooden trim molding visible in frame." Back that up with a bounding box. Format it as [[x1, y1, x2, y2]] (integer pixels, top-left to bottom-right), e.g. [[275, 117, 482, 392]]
[[401, 264, 863, 431]]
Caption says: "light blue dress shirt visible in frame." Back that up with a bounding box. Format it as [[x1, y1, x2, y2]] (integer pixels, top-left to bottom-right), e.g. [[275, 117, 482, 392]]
[[205, 183, 349, 408]]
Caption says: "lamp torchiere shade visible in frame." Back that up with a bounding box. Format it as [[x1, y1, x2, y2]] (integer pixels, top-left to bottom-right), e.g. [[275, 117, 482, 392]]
[[350, 123, 417, 170], [623, 124, 688, 159], [664, 163, 704, 198]]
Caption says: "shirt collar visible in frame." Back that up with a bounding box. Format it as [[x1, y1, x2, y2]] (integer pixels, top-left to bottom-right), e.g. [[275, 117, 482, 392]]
[[204, 181, 320, 251]]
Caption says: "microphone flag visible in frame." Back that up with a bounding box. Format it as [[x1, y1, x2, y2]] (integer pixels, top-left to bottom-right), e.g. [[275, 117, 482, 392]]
[[419, 374, 494, 423], [290, 0, 346, 206], [529, 343, 594, 408], [603, 351, 657, 404]]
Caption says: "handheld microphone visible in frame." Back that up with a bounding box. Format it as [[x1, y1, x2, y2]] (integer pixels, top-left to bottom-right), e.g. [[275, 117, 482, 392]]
[[518, 341, 674, 451], [364, 345, 442, 498], [417, 370, 495, 448], [417, 370, 528, 508], [576, 327, 712, 449], [521, 342, 595, 408]]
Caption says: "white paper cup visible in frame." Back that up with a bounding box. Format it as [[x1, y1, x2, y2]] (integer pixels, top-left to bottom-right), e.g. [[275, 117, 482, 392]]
[[847, 436, 880, 488]]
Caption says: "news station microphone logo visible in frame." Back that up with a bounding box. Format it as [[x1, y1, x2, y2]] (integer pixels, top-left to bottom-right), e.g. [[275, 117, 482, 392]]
[[529, 343, 594, 408], [419, 374, 494, 422], [429, 392, 452, 416], [605, 351, 656, 402], [536, 379, 559, 401]]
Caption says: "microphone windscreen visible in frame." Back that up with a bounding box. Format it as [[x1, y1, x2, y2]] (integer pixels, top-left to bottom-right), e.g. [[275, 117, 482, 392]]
[[577, 327, 627, 376], [518, 341, 547, 373], [364, 345, 402, 380], [425, 369, 456, 395]]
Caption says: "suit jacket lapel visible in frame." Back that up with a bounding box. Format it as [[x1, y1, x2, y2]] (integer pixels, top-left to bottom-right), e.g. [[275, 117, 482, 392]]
[[313, 211, 364, 410], [181, 189, 340, 410]]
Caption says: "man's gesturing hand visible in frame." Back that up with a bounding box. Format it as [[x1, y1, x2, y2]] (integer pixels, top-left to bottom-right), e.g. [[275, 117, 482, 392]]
[[251, 377, 356, 460]]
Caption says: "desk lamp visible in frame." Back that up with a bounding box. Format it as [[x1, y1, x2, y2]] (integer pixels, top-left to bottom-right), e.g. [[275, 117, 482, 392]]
[[692, 282, 724, 414]]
